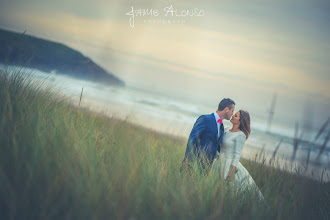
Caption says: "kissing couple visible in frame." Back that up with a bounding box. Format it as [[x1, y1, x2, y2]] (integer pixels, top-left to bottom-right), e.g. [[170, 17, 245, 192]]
[[180, 98, 264, 202]]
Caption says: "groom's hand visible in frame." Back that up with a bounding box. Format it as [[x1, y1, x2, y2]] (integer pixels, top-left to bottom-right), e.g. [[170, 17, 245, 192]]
[[183, 161, 191, 169], [180, 161, 192, 173]]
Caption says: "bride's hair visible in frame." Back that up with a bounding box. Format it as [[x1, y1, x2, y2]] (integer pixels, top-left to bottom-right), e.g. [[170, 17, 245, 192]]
[[239, 110, 251, 139]]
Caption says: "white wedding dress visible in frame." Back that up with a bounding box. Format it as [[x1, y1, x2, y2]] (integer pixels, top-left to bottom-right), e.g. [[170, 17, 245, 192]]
[[212, 127, 265, 202]]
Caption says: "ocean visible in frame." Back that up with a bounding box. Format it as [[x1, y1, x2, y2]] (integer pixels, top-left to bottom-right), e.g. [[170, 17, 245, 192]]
[[3, 65, 330, 181]]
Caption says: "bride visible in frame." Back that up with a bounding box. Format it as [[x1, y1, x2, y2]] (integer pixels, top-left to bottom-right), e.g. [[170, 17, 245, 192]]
[[212, 110, 265, 202]]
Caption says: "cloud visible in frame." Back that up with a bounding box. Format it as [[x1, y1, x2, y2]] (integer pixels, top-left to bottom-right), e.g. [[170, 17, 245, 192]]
[[0, 1, 329, 100]]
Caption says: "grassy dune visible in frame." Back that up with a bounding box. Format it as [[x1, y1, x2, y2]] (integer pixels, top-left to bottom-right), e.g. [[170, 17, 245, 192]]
[[0, 69, 329, 219]]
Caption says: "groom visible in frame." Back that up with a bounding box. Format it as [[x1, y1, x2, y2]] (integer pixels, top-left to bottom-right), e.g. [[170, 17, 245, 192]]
[[180, 98, 235, 173]]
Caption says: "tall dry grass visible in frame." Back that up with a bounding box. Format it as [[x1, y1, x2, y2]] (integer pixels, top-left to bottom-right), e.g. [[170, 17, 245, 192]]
[[0, 69, 329, 219]]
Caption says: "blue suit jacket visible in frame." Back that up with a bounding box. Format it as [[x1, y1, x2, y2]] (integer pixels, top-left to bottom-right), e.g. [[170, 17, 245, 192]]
[[183, 113, 224, 163]]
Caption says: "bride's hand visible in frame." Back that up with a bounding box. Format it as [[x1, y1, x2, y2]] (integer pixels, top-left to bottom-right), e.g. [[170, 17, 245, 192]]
[[226, 172, 235, 181], [227, 165, 236, 181]]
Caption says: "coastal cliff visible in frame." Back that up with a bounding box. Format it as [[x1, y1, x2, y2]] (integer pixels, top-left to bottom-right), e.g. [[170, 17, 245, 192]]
[[0, 28, 125, 86]]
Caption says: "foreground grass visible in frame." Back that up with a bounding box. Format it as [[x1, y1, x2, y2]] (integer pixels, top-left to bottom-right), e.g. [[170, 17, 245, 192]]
[[0, 69, 329, 219]]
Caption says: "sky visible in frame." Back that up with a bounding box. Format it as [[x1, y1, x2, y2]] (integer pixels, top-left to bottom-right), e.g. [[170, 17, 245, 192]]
[[0, 0, 329, 132]]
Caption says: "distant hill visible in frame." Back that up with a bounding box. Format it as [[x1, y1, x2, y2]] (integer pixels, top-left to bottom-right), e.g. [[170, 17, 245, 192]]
[[0, 28, 125, 86]]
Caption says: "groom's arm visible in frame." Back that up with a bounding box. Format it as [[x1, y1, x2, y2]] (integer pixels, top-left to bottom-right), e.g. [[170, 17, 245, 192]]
[[184, 115, 207, 161]]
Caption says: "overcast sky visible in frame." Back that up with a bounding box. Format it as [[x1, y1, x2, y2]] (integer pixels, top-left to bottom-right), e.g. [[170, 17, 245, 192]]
[[1, 0, 329, 130]]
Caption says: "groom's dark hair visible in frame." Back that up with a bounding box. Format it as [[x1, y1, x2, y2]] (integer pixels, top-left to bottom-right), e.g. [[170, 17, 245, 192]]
[[218, 98, 235, 111]]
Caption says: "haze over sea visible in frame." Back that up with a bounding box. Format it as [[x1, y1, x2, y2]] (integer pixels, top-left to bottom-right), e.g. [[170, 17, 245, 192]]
[[4, 65, 329, 181]]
